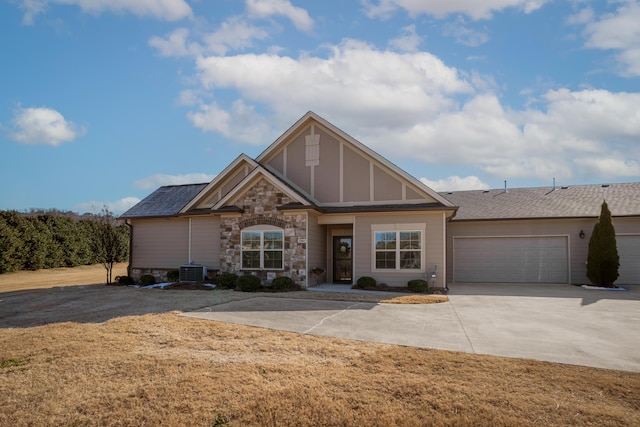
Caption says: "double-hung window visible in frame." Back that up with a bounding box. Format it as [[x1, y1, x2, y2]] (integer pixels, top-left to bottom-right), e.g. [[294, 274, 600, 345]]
[[373, 225, 423, 271], [241, 227, 284, 270]]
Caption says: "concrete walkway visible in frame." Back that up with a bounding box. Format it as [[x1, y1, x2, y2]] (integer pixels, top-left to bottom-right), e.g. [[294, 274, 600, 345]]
[[182, 283, 640, 372]]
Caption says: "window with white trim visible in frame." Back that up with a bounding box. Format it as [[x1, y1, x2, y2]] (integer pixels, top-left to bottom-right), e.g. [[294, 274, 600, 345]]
[[241, 227, 284, 270], [373, 226, 423, 271]]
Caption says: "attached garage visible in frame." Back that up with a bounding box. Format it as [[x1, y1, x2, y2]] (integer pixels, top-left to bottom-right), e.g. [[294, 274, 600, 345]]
[[617, 235, 640, 285], [453, 236, 569, 284]]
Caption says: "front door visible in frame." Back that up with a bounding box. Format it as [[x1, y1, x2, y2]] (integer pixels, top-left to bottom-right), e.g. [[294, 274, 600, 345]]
[[333, 236, 352, 283]]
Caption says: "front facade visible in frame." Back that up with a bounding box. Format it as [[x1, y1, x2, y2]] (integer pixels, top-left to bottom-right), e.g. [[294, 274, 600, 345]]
[[122, 112, 640, 287], [122, 112, 456, 288]]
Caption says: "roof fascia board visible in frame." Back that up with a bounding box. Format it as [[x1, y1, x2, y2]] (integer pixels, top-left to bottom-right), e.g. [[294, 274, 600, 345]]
[[180, 154, 258, 213], [212, 166, 311, 210], [256, 111, 455, 208]]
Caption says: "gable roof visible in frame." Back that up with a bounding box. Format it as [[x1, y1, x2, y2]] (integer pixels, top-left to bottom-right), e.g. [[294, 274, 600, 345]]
[[120, 183, 208, 219], [257, 111, 455, 208], [443, 182, 640, 221], [180, 154, 258, 213], [211, 164, 313, 210]]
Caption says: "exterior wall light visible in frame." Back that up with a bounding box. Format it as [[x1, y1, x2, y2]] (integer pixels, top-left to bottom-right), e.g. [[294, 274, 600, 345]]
[[579, 230, 585, 239]]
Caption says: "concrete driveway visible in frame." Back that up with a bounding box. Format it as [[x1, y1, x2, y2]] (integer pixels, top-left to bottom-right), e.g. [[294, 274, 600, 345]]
[[182, 283, 640, 372]]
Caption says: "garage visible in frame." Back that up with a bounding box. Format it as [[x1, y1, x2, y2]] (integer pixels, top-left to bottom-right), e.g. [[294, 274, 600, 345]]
[[453, 236, 569, 284], [617, 235, 640, 285]]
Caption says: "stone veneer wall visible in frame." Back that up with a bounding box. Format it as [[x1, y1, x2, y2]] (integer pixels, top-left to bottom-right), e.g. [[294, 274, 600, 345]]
[[220, 178, 308, 287]]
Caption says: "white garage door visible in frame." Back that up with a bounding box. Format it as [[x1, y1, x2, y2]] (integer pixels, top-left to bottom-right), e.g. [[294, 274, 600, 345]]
[[617, 235, 640, 285], [454, 236, 569, 283]]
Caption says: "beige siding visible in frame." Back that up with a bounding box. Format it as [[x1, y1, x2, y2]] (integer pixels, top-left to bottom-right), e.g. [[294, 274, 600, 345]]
[[221, 168, 249, 197], [285, 131, 311, 194], [373, 164, 402, 201], [353, 212, 446, 287], [313, 128, 341, 203], [307, 213, 327, 285], [267, 150, 284, 174], [343, 145, 370, 202], [190, 216, 221, 271], [131, 218, 189, 269]]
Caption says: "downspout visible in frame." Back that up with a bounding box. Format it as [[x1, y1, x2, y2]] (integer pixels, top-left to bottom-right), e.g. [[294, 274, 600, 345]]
[[125, 219, 133, 277], [188, 217, 192, 264]]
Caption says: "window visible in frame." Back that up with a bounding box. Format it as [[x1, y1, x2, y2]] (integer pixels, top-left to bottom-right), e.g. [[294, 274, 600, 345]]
[[374, 230, 422, 270], [241, 229, 284, 270]]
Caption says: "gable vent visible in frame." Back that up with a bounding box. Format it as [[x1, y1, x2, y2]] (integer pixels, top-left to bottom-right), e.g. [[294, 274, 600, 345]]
[[179, 264, 206, 282]]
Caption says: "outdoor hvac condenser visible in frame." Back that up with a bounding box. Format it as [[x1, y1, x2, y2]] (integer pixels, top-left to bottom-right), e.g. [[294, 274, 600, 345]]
[[179, 264, 206, 282]]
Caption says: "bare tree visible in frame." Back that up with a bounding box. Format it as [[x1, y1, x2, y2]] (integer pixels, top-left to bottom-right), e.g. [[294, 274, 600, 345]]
[[91, 206, 129, 284]]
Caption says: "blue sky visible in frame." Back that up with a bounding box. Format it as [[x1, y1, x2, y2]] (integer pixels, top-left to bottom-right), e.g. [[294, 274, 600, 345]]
[[1, 0, 639, 214]]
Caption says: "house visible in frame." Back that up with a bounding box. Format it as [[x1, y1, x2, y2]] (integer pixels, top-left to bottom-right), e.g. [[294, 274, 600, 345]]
[[121, 112, 640, 287]]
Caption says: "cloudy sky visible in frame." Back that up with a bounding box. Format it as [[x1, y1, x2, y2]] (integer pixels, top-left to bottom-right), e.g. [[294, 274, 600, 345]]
[[1, 0, 639, 214]]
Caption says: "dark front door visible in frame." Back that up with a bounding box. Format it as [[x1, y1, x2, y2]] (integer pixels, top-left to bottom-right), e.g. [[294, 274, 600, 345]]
[[333, 236, 352, 283]]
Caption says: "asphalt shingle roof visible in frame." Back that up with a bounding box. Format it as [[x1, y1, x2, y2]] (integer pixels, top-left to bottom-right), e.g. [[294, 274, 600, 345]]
[[441, 182, 640, 221], [120, 183, 208, 218]]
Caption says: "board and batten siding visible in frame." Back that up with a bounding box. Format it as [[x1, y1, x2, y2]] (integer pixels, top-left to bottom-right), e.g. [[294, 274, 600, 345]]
[[190, 216, 221, 271], [131, 218, 189, 269], [353, 212, 446, 287]]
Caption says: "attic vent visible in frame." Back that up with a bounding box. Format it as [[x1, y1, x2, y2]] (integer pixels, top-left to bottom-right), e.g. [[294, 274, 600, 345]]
[[561, 186, 569, 189], [179, 264, 206, 282], [483, 190, 490, 193], [602, 184, 610, 188]]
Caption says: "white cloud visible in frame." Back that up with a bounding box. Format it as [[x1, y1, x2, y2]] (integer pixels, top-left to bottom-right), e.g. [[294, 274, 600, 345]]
[[7, 106, 86, 146], [362, 0, 550, 20], [187, 99, 274, 144], [578, 1, 640, 76], [75, 197, 141, 215], [389, 25, 423, 52], [194, 39, 472, 131], [203, 17, 270, 55], [179, 40, 640, 185], [443, 17, 489, 47], [246, 0, 313, 31], [133, 173, 216, 189], [20, 0, 192, 23], [149, 18, 270, 58], [420, 176, 490, 192], [149, 28, 201, 57]]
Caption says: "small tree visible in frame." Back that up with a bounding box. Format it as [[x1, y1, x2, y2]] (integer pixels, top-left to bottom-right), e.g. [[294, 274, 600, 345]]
[[91, 207, 129, 284], [586, 200, 620, 287]]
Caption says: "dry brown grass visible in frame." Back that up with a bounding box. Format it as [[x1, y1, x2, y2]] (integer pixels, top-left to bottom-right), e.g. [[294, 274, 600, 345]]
[[379, 295, 449, 304], [0, 263, 128, 293], [1, 266, 639, 426]]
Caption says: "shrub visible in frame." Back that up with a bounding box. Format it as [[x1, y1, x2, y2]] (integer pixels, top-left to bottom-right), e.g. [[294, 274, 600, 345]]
[[587, 201, 620, 287], [408, 279, 428, 293], [272, 276, 294, 290], [216, 273, 238, 288], [139, 274, 156, 287], [354, 276, 376, 289], [166, 270, 179, 282], [115, 275, 134, 286], [236, 275, 261, 292]]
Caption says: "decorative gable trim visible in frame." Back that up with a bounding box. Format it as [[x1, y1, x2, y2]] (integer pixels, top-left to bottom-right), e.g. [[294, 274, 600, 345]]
[[256, 111, 455, 208], [212, 166, 311, 210], [180, 154, 258, 213]]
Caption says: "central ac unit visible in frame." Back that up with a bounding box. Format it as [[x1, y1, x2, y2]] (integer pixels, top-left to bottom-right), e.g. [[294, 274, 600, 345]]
[[179, 264, 206, 282]]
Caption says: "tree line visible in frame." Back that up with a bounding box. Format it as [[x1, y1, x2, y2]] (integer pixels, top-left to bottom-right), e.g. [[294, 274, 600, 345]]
[[0, 209, 129, 278]]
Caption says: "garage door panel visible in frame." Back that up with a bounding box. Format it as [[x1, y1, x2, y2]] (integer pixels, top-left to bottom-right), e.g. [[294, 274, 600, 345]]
[[617, 235, 640, 285], [454, 236, 569, 283]]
